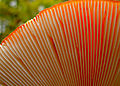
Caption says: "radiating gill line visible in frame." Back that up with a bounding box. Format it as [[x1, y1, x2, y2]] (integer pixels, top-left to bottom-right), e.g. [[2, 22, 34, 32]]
[[57, 6, 71, 84], [1, 61, 25, 85], [11, 33, 39, 85], [72, 2, 81, 84], [36, 15, 59, 85], [64, 4, 75, 84], [46, 10, 65, 84], [16, 28, 46, 85], [108, 43, 120, 86], [2, 41, 32, 85], [49, 8, 70, 84], [100, 3, 118, 86], [60, 6, 72, 83], [40, 14, 62, 85], [101, 3, 114, 85], [0, 76, 11, 86], [16, 28, 45, 85], [97, 1, 106, 85], [25, 22, 52, 84], [34, 15, 57, 85], [41, 11, 63, 84], [69, 3, 78, 84], [60, 5, 73, 84], [107, 40, 120, 86], [85, 1, 90, 85], [6, 38, 36, 85], [94, 2, 99, 86], [0, 72, 13, 86], [53, 7, 69, 84], [1, 46, 30, 85], [71, 3, 82, 84], [104, 5, 120, 86], [99, 2, 109, 86], [78, 2, 84, 86], [56, 6, 71, 85], [28, 20, 55, 85], [0, 51, 21, 85], [1, 70, 19, 85], [97, 1, 103, 85], [111, 68, 120, 86], [67, 3, 77, 84], [41, 13, 61, 85], [88, 1, 93, 86], [81, 1, 87, 85], [71, 3, 77, 45], [106, 16, 120, 86], [32, 17, 63, 85], [77, 2, 83, 85], [1, 57, 22, 85], [43, 13, 64, 83], [93, 2, 96, 85], [32, 17, 61, 84], [0, 41, 35, 85]]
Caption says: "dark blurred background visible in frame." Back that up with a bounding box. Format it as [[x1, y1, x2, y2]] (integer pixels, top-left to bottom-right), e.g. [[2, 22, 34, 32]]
[[0, 0, 68, 43]]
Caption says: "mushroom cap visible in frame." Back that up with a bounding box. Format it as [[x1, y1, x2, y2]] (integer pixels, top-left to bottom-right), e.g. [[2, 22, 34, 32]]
[[0, 0, 120, 86]]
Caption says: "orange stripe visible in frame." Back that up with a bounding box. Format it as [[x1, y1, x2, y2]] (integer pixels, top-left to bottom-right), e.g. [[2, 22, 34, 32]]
[[0, 1, 120, 85]]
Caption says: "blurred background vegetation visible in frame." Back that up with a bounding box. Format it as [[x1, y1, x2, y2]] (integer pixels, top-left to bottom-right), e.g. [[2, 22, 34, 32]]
[[0, 0, 68, 43], [0, 0, 119, 43]]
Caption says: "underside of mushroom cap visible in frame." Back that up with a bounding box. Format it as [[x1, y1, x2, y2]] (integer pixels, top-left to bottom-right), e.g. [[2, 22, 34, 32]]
[[0, 0, 120, 86]]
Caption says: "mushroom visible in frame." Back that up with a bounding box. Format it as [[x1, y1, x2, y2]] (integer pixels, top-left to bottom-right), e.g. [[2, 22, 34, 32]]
[[0, 0, 120, 86]]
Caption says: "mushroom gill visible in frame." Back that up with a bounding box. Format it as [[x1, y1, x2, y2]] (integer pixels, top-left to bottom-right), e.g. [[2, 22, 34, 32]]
[[0, 0, 120, 86]]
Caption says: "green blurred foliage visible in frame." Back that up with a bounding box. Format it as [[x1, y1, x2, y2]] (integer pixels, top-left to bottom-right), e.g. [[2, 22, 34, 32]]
[[0, 0, 67, 43], [1, 0, 119, 43]]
